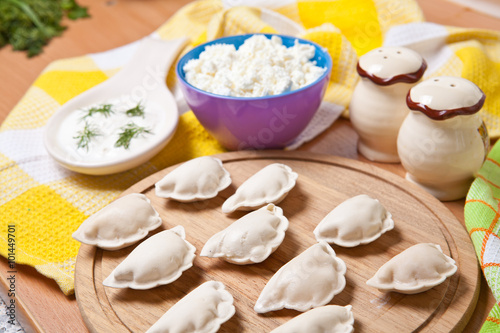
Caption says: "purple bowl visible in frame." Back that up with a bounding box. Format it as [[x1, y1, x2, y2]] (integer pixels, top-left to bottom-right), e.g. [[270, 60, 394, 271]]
[[176, 34, 332, 150]]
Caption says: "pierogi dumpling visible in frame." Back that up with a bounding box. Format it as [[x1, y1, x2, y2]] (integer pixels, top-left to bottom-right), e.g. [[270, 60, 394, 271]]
[[155, 156, 231, 202], [314, 194, 394, 247], [201, 204, 289, 264], [72, 193, 162, 250], [222, 163, 298, 213], [103, 226, 196, 290], [146, 281, 235, 333], [366, 243, 457, 294], [271, 305, 354, 333], [254, 242, 346, 313]]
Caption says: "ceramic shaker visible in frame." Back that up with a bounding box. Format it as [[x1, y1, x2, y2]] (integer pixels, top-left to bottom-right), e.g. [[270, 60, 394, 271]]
[[349, 46, 427, 162], [397, 76, 488, 201]]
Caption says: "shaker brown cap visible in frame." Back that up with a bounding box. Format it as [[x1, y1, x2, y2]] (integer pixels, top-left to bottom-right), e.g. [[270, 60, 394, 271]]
[[357, 46, 427, 86], [407, 76, 486, 120]]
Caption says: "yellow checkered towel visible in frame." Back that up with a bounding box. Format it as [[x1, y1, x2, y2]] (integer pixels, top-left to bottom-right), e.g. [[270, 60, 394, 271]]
[[1, 0, 499, 297]]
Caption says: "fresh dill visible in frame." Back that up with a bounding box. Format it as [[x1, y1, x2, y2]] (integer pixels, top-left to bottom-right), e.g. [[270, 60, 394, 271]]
[[115, 123, 152, 149], [125, 103, 145, 118], [82, 103, 114, 119], [1, 0, 89, 57], [74, 121, 100, 151]]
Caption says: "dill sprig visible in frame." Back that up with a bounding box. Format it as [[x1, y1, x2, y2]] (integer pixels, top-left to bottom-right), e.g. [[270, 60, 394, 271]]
[[125, 103, 145, 118], [82, 104, 114, 119], [74, 121, 100, 151], [115, 123, 152, 149]]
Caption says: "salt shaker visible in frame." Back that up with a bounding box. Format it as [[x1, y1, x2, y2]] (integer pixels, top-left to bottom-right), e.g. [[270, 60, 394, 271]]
[[397, 76, 488, 201], [349, 46, 427, 162]]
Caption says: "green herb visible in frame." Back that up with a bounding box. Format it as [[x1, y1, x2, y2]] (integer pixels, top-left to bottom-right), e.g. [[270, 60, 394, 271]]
[[74, 121, 100, 151], [125, 103, 145, 118], [60, 0, 89, 20], [115, 123, 152, 149], [82, 104, 114, 119], [0, 0, 89, 57]]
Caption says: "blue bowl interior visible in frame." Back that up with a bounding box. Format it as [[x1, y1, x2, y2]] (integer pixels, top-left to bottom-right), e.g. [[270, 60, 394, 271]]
[[176, 34, 332, 100]]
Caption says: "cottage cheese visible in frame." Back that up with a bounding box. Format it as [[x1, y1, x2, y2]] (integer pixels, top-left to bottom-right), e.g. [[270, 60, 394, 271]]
[[183, 35, 326, 97]]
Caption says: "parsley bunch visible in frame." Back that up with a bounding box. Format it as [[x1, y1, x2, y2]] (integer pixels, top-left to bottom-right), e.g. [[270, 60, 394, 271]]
[[0, 0, 89, 57]]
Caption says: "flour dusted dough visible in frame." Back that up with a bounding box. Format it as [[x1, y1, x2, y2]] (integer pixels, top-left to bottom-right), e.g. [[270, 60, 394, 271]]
[[72, 193, 162, 250], [314, 194, 394, 247], [146, 281, 235, 333], [155, 156, 231, 202], [222, 163, 298, 213], [201, 204, 288, 264], [254, 242, 346, 313], [271, 305, 354, 333], [366, 243, 457, 294], [103, 226, 196, 290]]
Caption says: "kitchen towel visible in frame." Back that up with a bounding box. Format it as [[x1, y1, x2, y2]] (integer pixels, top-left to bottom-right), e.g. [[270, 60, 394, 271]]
[[0, 0, 499, 308], [466, 139, 500, 333]]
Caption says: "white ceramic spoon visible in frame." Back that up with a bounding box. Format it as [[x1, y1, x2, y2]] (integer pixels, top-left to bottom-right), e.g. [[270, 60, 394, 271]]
[[44, 37, 189, 175]]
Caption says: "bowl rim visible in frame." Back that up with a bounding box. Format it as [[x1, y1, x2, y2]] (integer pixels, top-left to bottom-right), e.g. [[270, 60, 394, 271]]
[[176, 33, 333, 101]]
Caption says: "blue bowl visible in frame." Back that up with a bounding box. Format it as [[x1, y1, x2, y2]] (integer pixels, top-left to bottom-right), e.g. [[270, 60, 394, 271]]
[[177, 34, 332, 150]]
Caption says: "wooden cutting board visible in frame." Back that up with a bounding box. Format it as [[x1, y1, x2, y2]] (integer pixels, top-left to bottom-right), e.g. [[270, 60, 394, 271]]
[[75, 151, 480, 332]]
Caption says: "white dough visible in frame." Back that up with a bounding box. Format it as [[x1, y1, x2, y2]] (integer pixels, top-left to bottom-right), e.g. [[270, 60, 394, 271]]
[[155, 156, 231, 202], [366, 243, 457, 294], [103, 226, 196, 290], [314, 194, 394, 247], [271, 305, 354, 333], [146, 281, 235, 333], [254, 242, 346, 313], [201, 204, 289, 264], [72, 193, 162, 250], [222, 163, 298, 213]]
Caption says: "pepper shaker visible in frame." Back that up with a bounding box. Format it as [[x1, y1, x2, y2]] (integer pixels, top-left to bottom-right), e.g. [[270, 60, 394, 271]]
[[397, 76, 488, 201], [349, 46, 427, 163]]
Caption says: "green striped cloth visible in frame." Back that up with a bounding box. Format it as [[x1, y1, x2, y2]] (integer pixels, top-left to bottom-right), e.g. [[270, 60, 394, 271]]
[[465, 139, 500, 332]]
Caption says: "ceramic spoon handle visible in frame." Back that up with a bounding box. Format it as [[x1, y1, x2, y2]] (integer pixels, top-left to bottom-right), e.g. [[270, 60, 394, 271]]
[[114, 37, 190, 84]]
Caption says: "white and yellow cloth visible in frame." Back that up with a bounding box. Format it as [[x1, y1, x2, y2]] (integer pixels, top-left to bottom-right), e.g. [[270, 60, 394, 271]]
[[0, 0, 499, 311]]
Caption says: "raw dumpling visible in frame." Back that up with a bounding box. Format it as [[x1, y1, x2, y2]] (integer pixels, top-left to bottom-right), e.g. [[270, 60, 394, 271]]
[[254, 242, 346, 313], [222, 163, 298, 213], [155, 156, 231, 202], [72, 193, 162, 250], [366, 243, 457, 294], [146, 281, 235, 333], [271, 305, 354, 333], [314, 194, 394, 247], [200, 204, 289, 264], [103, 226, 196, 289]]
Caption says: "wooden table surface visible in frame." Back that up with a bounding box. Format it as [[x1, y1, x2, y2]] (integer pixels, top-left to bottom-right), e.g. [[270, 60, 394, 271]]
[[0, 0, 498, 332]]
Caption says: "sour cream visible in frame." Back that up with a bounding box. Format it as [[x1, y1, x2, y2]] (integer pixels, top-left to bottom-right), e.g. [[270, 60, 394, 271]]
[[57, 98, 165, 164]]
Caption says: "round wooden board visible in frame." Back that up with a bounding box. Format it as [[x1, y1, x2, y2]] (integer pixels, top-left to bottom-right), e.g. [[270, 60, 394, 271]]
[[75, 151, 480, 332]]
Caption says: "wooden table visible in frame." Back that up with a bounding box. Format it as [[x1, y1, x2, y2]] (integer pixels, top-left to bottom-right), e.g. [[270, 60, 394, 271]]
[[0, 0, 498, 332]]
